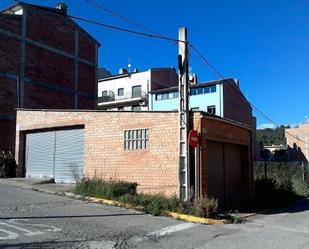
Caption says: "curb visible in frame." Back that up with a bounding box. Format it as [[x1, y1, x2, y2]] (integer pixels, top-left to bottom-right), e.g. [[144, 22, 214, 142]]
[[67, 195, 226, 225], [166, 212, 225, 225]]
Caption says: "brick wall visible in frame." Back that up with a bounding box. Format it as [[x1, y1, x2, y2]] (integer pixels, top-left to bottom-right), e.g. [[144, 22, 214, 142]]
[[0, 14, 22, 34], [16, 110, 179, 196], [223, 82, 253, 127], [194, 113, 253, 207], [0, 34, 21, 74], [26, 10, 75, 55], [0, 3, 99, 152]]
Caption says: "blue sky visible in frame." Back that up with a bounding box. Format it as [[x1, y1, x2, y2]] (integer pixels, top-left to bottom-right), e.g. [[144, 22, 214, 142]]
[[1, 0, 308, 128]]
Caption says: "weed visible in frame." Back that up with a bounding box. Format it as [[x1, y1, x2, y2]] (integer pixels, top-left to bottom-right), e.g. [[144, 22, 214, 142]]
[[193, 196, 218, 218]]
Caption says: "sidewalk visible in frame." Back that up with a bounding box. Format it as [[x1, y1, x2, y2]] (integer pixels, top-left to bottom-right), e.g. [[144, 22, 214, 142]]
[[0, 177, 75, 194]]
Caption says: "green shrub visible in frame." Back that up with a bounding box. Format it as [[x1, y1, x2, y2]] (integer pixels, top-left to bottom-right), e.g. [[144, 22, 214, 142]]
[[193, 196, 218, 218], [75, 178, 138, 199], [0, 151, 16, 178], [226, 211, 244, 224], [75, 178, 219, 218], [292, 178, 309, 197], [255, 178, 299, 206]]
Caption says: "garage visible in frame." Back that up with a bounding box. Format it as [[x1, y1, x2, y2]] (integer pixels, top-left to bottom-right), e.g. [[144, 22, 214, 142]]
[[205, 140, 249, 208], [25, 127, 84, 183]]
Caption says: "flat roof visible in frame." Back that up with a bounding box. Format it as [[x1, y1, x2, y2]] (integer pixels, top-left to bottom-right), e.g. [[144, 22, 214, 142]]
[[150, 78, 234, 94], [16, 108, 251, 130]]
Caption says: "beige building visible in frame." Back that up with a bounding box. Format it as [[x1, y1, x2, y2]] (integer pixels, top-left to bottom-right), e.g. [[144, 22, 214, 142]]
[[15, 109, 253, 208], [285, 121, 309, 162]]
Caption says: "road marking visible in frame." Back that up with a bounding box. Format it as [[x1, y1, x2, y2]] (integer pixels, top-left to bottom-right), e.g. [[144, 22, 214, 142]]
[[7, 219, 62, 232], [0, 229, 19, 240], [128, 222, 199, 244], [0, 221, 43, 236], [0, 219, 62, 240]]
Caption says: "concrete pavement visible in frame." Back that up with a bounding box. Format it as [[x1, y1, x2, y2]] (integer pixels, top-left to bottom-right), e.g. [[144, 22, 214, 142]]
[[0, 178, 74, 194], [1, 179, 309, 248]]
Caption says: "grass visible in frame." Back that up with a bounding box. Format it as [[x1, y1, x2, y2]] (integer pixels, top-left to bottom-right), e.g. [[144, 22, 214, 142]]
[[74, 178, 138, 199], [0, 151, 16, 178], [75, 178, 218, 218], [253, 161, 309, 208]]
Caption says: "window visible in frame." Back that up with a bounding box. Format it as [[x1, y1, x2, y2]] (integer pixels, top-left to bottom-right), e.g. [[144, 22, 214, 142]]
[[196, 88, 203, 95], [124, 129, 149, 150], [190, 85, 217, 95], [156, 91, 179, 101], [132, 85, 141, 98], [132, 105, 141, 111], [207, 105, 216, 115], [210, 85, 216, 93], [162, 93, 168, 100], [118, 88, 124, 96], [191, 107, 200, 111], [102, 90, 107, 96], [203, 87, 210, 94]]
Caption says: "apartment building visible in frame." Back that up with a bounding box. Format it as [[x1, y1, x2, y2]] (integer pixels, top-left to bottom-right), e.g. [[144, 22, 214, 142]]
[[0, 1, 100, 152], [150, 78, 254, 127], [97, 67, 178, 111]]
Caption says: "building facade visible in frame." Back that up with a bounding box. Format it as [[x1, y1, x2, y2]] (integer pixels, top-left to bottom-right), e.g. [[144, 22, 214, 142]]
[[15, 109, 253, 208], [285, 122, 309, 162], [150, 78, 254, 127], [97, 67, 178, 111], [0, 2, 100, 152]]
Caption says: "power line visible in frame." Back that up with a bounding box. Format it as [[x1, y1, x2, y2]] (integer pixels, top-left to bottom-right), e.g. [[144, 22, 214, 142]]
[[66, 13, 183, 43], [85, 0, 163, 37], [189, 44, 308, 145], [73, 0, 306, 146], [84, 0, 208, 75]]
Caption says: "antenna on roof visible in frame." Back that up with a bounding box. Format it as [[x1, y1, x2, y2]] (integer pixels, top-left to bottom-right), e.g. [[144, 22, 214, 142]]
[[128, 58, 132, 73]]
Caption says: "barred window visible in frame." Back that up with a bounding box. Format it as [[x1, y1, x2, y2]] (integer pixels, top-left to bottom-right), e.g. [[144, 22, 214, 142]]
[[124, 129, 149, 150]]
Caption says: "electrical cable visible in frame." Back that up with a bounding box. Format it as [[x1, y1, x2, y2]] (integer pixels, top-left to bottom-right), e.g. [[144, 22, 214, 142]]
[[189, 44, 308, 145]]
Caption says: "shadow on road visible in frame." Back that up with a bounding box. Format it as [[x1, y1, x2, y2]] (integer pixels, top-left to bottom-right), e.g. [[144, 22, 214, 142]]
[[261, 198, 309, 215], [0, 213, 145, 220]]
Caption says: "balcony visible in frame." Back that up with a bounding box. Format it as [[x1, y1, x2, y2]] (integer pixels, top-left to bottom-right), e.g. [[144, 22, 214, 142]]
[[98, 91, 148, 109], [98, 91, 115, 103], [98, 91, 147, 103]]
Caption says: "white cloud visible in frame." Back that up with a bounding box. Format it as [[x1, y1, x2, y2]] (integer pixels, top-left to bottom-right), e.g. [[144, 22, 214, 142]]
[[257, 123, 277, 129]]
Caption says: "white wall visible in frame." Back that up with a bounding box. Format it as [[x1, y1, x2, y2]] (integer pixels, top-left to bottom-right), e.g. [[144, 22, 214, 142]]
[[98, 70, 150, 100]]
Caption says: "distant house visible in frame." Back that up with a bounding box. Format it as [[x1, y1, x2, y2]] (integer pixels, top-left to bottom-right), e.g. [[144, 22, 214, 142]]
[[97, 67, 178, 111], [285, 122, 309, 162], [150, 78, 255, 127], [0, 2, 100, 152]]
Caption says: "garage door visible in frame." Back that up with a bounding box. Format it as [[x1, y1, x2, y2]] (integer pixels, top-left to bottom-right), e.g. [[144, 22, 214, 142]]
[[25, 131, 55, 179], [25, 128, 84, 183]]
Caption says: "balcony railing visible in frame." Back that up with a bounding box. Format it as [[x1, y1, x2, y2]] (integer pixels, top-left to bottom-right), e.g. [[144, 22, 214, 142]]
[[98, 91, 148, 103]]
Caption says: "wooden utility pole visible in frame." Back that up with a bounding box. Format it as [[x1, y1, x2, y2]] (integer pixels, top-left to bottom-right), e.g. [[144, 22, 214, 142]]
[[178, 27, 190, 200]]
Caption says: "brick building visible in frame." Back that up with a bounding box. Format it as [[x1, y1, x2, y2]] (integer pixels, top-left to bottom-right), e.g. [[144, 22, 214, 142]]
[[0, 2, 100, 152], [15, 109, 253, 208]]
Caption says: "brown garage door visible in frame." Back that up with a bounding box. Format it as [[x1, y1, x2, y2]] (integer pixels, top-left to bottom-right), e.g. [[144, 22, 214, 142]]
[[205, 140, 248, 208]]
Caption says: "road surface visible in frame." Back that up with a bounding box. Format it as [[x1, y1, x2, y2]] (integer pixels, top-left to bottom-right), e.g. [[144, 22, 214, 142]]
[[1, 183, 309, 248]]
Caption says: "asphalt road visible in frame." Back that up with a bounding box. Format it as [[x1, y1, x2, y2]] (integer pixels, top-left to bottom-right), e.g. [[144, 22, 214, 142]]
[[1, 183, 309, 249]]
